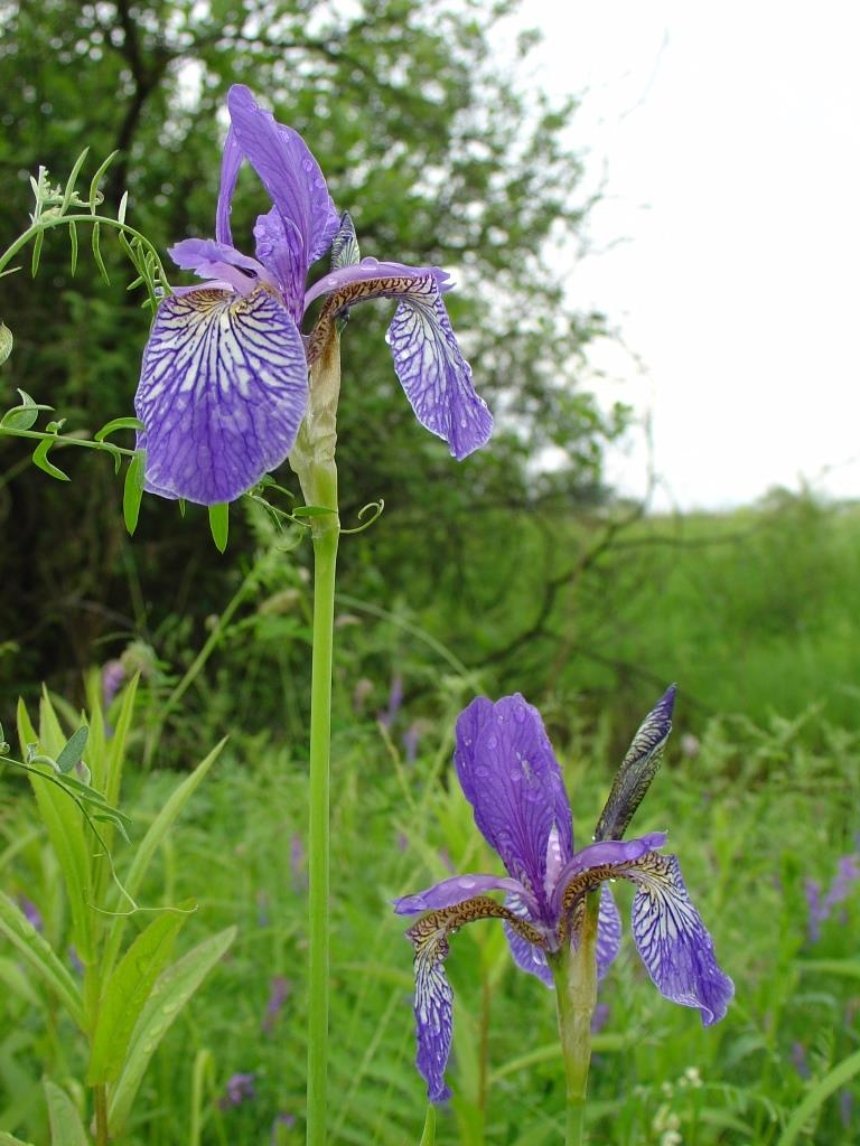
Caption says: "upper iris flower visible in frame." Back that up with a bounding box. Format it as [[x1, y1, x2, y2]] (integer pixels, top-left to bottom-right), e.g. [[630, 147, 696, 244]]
[[394, 687, 734, 1102], [134, 85, 493, 505]]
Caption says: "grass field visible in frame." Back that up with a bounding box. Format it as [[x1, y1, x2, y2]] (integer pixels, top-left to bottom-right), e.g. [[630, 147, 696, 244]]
[[2, 491, 859, 1143]]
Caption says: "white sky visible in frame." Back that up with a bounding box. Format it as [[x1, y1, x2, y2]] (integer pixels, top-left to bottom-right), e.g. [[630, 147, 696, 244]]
[[512, 0, 860, 511]]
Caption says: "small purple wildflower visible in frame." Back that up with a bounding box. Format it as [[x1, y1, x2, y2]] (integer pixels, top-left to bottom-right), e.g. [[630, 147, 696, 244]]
[[219, 1072, 256, 1109], [17, 895, 43, 932], [262, 975, 291, 1036], [101, 659, 126, 708], [271, 1111, 296, 1143], [790, 1041, 810, 1079], [403, 722, 421, 763], [290, 833, 307, 892], [134, 85, 492, 505], [590, 1002, 610, 1034], [805, 852, 860, 943], [394, 688, 734, 1103], [378, 674, 404, 729]]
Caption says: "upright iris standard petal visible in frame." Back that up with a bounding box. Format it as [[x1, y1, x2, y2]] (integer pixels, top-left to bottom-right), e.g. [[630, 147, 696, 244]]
[[387, 279, 493, 459], [226, 85, 339, 271], [135, 288, 308, 504], [454, 695, 573, 909], [625, 851, 735, 1025]]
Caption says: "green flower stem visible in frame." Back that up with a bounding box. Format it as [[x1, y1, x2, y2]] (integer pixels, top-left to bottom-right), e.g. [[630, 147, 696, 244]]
[[306, 481, 339, 1146], [550, 892, 601, 1146], [290, 326, 343, 1146]]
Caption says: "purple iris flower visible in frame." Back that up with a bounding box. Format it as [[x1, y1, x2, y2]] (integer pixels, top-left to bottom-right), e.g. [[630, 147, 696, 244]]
[[394, 687, 734, 1103], [134, 85, 493, 505]]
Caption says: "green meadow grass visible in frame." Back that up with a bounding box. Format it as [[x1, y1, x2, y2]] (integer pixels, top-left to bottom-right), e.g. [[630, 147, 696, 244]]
[[1, 681, 858, 1143], [2, 493, 859, 1142]]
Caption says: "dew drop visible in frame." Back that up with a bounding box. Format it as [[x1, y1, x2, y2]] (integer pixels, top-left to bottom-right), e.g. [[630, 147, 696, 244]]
[[360, 256, 379, 269]]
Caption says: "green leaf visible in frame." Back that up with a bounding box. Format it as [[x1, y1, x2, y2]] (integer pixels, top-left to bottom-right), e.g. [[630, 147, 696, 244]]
[[88, 905, 190, 1084], [0, 1132, 38, 1145], [208, 502, 229, 552], [31, 229, 44, 277], [0, 891, 84, 1027], [123, 450, 146, 534], [32, 437, 70, 482], [94, 416, 145, 442], [91, 221, 110, 285], [419, 1105, 437, 1146], [101, 738, 225, 981], [0, 322, 12, 366], [55, 726, 88, 774], [87, 149, 117, 211], [18, 697, 95, 962], [1, 389, 53, 431], [108, 926, 237, 1135], [60, 147, 90, 214], [776, 1047, 860, 1146], [44, 1079, 88, 1146], [69, 219, 79, 276]]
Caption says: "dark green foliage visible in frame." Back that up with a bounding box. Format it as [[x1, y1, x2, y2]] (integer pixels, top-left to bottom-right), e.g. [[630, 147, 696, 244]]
[[0, 0, 619, 704]]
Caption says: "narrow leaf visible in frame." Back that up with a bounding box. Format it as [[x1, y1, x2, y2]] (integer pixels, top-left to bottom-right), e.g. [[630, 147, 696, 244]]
[[117, 190, 129, 224], [55, 726, 88, 775], [208, 502, 229, 552], [0, 1132, 38, 1145], [60, 148, 90, 214], [0, 891, 84, 1027], [95, 416, 144, 442], [44, 1079, 88, 1146], [91, 221, 110, 285], [108, 927, 237, 1134], [87, 149, 117, 211], [101, 738, 225, 981], [123, 450, 146, 534], [31, 229, 44, 277], [69, 220, 79, 276], [88, 906, 190, 1084], [32, 438, 70, 482], [777, 1047, 860, 1146]]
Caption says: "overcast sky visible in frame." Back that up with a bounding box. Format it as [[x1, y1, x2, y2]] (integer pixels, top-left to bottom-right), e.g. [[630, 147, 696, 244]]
[[511, 1, 860, 511]]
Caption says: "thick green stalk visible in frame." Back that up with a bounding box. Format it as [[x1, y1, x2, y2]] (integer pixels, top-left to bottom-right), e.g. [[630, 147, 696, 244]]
[[550, 892, 601, 1146], [289, 329, 343, 1146], [306, 486, 339, 1145]]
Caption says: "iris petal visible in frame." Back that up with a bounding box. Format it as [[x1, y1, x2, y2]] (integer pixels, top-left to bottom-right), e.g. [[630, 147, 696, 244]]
[[387, 279, 493, 459], [596, 883, 622, 979], [503, 890, 553, 986], [226, 86, 339, 270], [454, 695, 573, 914], [408, 916, 454, 1103], [394, 873, 523, 915], [135, 288, 308, 504], [625, 852, 734, 1025]]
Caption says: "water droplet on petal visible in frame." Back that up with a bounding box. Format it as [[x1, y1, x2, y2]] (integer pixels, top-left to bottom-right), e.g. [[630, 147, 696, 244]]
[[360, 256, 379, 269]]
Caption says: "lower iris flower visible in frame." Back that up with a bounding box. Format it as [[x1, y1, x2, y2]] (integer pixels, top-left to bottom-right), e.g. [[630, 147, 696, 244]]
[[394, 687, 734, 1102], [134, 85, 492, 505]]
